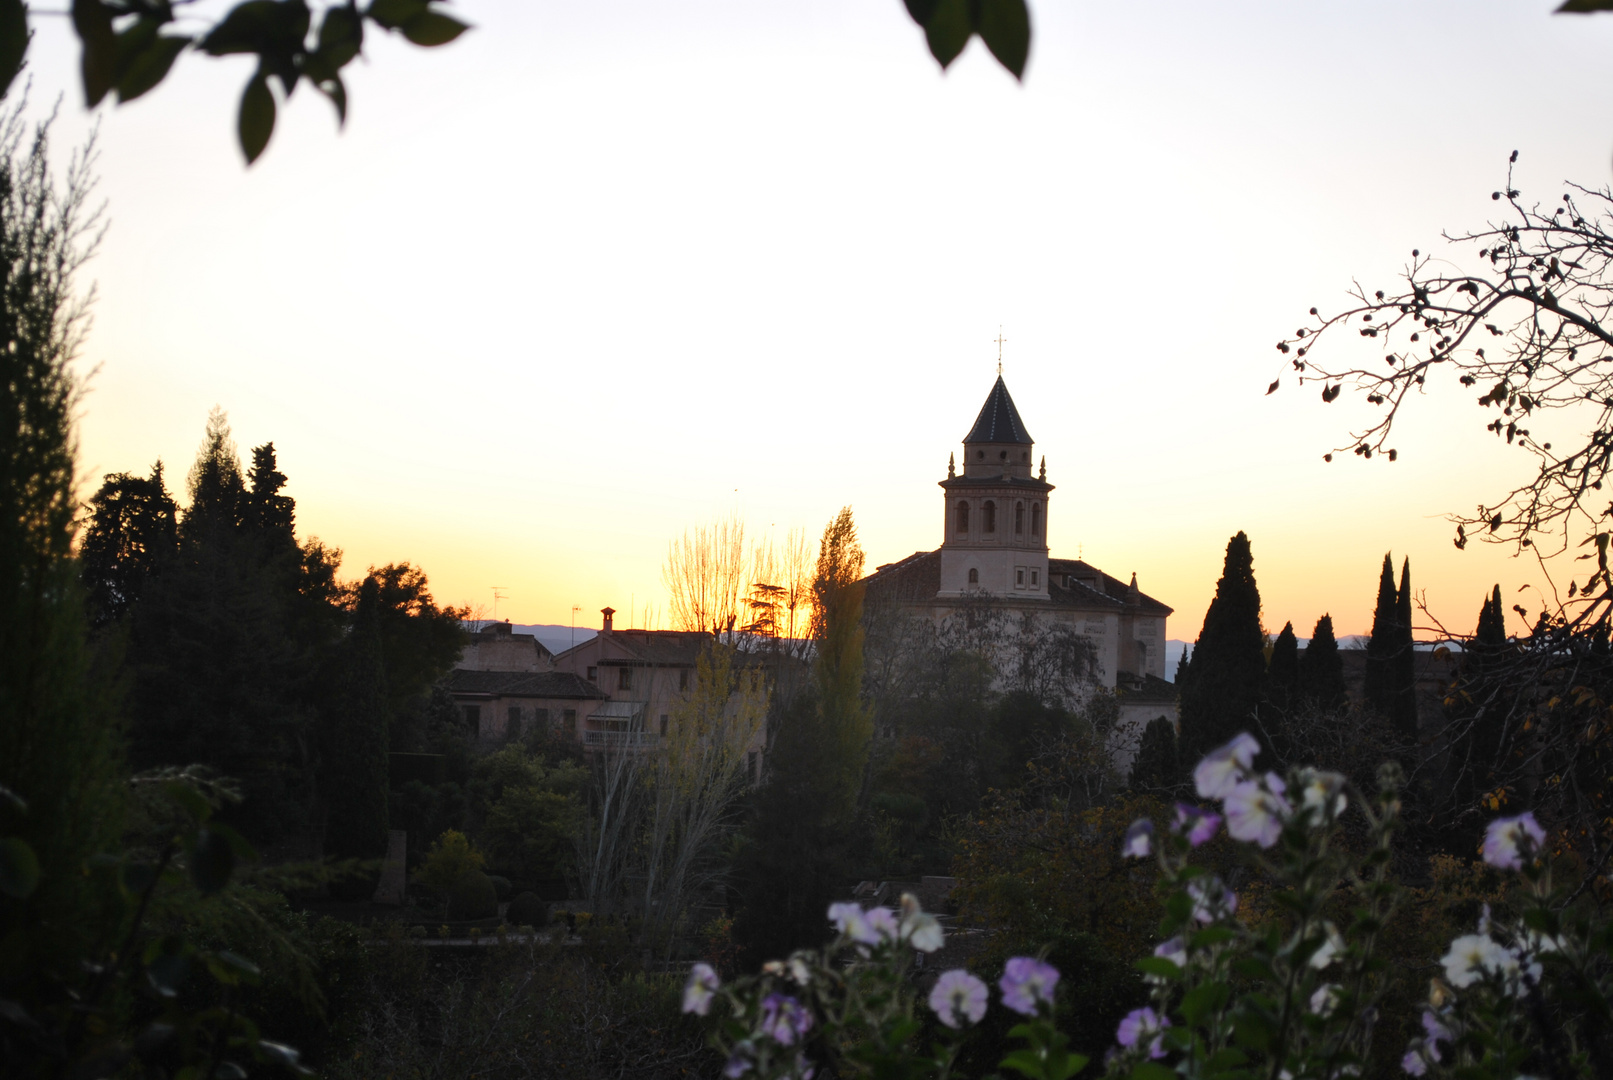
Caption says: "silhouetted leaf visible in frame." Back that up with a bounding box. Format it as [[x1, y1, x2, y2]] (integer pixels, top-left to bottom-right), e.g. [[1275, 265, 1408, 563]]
[[118, 33, 189, 103], [904, 0, 940, 24], [400, 9, 468, 46], [1266, 378, 1279, 395], [315, 4, 364, 70], [367, 0, 428, 31], [238, 73, 275, 164], [923, 0, 971, 68], [0, 837, 39, 899], [71, 0, 117, 106], [316, 75, 347, 126], [0, 0, 26, 101], [976, 0, 1029, 78], [200, 0, 283, 55]]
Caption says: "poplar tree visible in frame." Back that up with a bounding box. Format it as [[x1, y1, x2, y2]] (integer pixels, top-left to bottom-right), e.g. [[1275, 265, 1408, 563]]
[[811, 506, 872, 819], [1297, 614, 1346, 710], [1178, 532, 1266, 765], [0, 107, 123, 971]]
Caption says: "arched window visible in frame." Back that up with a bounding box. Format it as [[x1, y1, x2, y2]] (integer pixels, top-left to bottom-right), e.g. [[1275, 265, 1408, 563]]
[[983, 500, 997, 533], [1014, 501, 1025, 534], [1031, 502, 1042, 536], [968, 568, 979, 584], [956, 501, 970, 533]]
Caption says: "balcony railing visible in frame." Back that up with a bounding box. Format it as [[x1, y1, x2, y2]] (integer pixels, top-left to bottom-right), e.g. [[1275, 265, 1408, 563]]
[[584, 730, 660, 748]]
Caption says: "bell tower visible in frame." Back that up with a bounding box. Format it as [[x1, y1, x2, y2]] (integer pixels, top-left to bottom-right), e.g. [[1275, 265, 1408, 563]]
[[938, 375, 1052, 599]]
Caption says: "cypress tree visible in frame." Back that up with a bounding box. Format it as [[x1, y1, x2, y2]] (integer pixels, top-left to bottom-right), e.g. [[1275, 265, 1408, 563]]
[[1297, 614, 1346, 709], [1363, 554, 1397, 715], [1446, 586, 1508, 821], [1264, 622, 1299, 762], [1391, 557, 1419, 743], [1129, 715, 1179, 792], [322, 577, 391, 872], [1174, 644, 1191, 688], [1179, 532, 1266, 765]]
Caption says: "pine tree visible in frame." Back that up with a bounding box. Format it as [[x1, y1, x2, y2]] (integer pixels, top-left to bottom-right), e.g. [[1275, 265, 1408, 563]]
[[1129, 715, 1179, 791], [80, 462, 178, 626], [1178, 532, 1266, 765], [1391, 557, 1419, 743], [1297, 614, 1346, 709], [1363, 554, 1397, 715]]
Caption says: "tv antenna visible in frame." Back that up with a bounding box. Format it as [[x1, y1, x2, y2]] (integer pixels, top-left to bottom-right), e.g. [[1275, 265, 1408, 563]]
[[491, 586, 508, 622], [571, 604, 581, 649]]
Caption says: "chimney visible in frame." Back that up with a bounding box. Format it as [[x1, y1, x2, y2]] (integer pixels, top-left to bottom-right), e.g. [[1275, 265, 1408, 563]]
[[601, 607, 615, 633]]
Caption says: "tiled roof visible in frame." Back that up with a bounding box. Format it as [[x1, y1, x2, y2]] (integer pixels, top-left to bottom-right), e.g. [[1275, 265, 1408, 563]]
[[445, 669, 608, 700], [1121, 673, 1178, 705], [963, 376, 1033, 445], [861, 550, 1173, 617]]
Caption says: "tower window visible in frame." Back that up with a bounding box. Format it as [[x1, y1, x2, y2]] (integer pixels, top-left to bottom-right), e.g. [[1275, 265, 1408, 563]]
[[956, 501, 969, 533], [983, 500, 996, 533], [618, 667, 633, 690], [968, 568, 979, 584], [1016, 568, 1025, 587], [999, 450, 1008, 460], [679, 669, 689, 691], [1031, 570, 1039, 585], [976, 450, 984, 460], [1022, 451, 1028, 461], [1032, 502, 1042, 536], [1014, 501, 1024, 534]]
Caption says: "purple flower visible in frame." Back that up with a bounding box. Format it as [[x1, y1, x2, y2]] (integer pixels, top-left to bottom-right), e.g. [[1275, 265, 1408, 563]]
[[1186, 875, 1237, 923], [1123, 818, 1155, 859], [828, 902, 877, 945], [1173, 803, 1221, 846], [865, 906, 900, 943], [1401, 1047, 1428, 1077], [1421, 1010, 1450, 1051], [724, 1043, 755, 1079], [1116, 1007, 1169, 1058], [998, 956, 1060, 1016], [682, 962, 719, 1015], [928, 969, 989, 1028], [1193, 733, 1260, 799], [1223, 774, 1291, 848], [1482, 812, 1546, 870], [759, 993, 813, 1046]]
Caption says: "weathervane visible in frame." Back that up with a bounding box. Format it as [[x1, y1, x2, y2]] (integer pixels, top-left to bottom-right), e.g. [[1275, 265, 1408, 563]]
[[995, 327, 1006, 375]]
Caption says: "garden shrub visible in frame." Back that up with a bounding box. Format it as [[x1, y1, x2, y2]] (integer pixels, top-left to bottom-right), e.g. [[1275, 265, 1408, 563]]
[[447, 870, 497, 921], [506, 890, 546, 927]]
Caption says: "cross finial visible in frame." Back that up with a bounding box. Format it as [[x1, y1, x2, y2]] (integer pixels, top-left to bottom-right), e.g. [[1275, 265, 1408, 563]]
[[995, 327, 1006, 374]]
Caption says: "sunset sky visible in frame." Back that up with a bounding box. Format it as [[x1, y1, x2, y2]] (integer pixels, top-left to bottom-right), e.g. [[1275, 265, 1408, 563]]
[[26, 0, 1613, 642]]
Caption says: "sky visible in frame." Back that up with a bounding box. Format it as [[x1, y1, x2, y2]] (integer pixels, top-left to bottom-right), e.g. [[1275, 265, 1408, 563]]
[[23, 0, 1613, 641]]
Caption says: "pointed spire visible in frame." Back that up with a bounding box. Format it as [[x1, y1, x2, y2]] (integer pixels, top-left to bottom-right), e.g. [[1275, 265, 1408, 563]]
[[1038, 455, 1046, 480], [1128, 572, 1140, 603], [947, 452, 955, 478], [963, 376, 1033, 445]]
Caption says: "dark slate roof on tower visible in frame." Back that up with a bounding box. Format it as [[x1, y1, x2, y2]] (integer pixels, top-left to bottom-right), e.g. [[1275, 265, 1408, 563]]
[[963, 376, 1033, 445]]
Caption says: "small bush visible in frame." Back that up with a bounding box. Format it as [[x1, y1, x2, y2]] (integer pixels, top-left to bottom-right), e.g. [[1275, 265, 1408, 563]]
[[487, 874, 512, 901], [506, 891, 546, 927], [447, 870, 498, 921]]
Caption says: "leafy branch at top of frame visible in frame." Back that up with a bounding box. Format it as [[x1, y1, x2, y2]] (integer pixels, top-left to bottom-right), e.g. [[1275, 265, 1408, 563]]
[[1, 0, 469, 164], [1267, 153, 1613, 556]]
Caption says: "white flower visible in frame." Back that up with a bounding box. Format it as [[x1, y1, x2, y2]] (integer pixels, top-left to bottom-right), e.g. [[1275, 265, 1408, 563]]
[[1309, 983, 1341, 1018], [1123, 819, 1155, 859], [683, 963, 719, 1015], [1441, 934, 1511, 989], [1193, 733, 1261, 799], [898, 894, 945, 953], [787, 954, 812, 985], [1224, 774, 1291, 848], [1148, 937, 1185, 984], [1187, 875, 1237, 923], [1309, 922, 1345, 969], [1299, 770, 1348, 820]]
